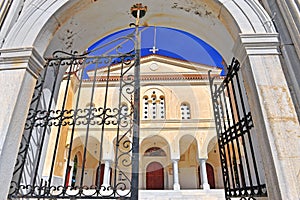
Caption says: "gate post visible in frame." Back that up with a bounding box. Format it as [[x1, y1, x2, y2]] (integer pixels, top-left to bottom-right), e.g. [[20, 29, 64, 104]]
[[233, 33, 300, 200], [130, 3, 147, 199], [131, 45, 140, 199], [0, 47, 44, 199]]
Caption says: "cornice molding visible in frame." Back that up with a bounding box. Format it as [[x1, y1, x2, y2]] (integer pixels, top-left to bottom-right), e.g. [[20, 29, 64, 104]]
[[84, 73, 224, 82], [233, 33, 280, 62], [0, 47, 45, 78]]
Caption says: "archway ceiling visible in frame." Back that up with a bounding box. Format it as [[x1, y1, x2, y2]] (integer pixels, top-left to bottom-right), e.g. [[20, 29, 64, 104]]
[[40, 0, 235, 61], [4, 0, 275, 63]]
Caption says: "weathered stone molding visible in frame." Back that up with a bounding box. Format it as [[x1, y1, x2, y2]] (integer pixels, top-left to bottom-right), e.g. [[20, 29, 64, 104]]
[[233, 33, 280, 62], [0, 47, 45, 78], [220, 0, 277, 33], [2, 0, 277, 56], [275, 0, 300, 57], [0, 47, 44, 199]]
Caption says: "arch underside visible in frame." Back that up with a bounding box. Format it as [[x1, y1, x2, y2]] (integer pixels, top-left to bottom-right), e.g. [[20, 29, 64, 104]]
[[3, 0, 285, 199], [3, 0, 276, 62]]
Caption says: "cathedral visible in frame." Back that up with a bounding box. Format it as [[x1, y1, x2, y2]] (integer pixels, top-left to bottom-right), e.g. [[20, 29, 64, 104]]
[[0, 1, 299, 200]]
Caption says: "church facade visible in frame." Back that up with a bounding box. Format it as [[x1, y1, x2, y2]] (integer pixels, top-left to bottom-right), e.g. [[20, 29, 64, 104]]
[[0, 0, 299, 200], [45, 55, 224, 191]]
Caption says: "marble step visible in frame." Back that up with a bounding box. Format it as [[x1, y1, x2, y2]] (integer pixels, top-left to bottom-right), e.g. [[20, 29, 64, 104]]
[[139, 189, 225, 200]]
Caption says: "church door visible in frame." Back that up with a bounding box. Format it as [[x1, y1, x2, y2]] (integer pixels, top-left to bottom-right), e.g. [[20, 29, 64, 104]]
[[206, 163, 215, 189], [198, 163, 215, 189], [146, 162, 164, 190], [95, 164, 105, 186]]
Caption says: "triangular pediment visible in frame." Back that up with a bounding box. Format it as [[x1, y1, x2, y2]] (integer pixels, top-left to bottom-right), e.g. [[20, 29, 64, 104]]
[[139, 55, 222, 74], [86, 54, 222, 80]]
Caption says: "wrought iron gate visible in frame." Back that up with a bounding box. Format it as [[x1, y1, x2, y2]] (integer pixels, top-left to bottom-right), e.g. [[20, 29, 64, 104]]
[[8, 31, 139, 199], [209, 58, 268, 200]]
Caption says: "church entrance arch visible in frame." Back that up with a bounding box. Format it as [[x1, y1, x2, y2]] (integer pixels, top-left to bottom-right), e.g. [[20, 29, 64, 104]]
[[2, 1, 297, 200], [141, 135, 170, 190], [146, 162, 164, 190], [179, 135, 198, 189]]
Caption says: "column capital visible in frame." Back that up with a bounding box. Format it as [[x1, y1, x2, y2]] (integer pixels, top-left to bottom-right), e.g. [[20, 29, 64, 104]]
[[103, 159, 113, 163], [198, 157, 208, 162], [0, 47, 45, 78], [233, 33, 280, 63]]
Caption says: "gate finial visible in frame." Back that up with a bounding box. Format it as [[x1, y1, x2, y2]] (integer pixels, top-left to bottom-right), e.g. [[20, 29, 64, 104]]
[[131, 3, 147, 26]]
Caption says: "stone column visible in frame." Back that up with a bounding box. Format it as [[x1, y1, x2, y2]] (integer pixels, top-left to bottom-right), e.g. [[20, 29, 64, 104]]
[[102, 160, 111, 188], [199, 158, 210, 190], [234, 33, 300, 200], [172, 159, 180, 190], [0, 47, 44, 199]]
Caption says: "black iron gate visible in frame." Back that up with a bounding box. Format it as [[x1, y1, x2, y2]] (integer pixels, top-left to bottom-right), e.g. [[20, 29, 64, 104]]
[[209, 58, 268, 200], [8, 31, 139, 199]]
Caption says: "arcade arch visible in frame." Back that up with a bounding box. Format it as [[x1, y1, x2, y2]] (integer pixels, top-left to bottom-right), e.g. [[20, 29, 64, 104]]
[[140, 136, 170, 189], [179, 135, 198, 189]]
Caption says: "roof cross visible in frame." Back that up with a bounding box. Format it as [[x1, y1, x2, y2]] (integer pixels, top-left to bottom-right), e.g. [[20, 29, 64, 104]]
[[149, 46, 159, 54], [149, 26, 159, 54]]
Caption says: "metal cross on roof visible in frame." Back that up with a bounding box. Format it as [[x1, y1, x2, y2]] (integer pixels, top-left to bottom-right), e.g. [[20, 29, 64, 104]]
[[149, 46, 159, 54], [149, 26, 159, 54]]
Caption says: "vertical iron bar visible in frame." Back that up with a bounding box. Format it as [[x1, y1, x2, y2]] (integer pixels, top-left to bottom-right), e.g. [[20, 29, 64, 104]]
[[229, 64, 254, 193], [219, 82, 237, 192], [32, 62, 59, 188], [233, 61, 262, 190], [226, 76, 245, 194], [13, 63, 49, 194], [48, 59, 73, 191], [209, 73, 230, 198], [40, 62, 60, 192], [96, 60, 112, 191], [131, 24, 140, 200], [215, 84, 230, 191], [63, 58, 86, 193], [113, 60, 126, 194], [210, 58, 266, 199], [79, 57, 103, 189]]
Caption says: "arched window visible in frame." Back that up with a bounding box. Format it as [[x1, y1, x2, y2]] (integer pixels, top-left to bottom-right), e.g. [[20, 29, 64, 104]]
[[143, 90, 165, 120], [180, 103, 191, 119], [143, 96, 149, 119], [144, 147, 166, 156], [159, 96, 165, 119]]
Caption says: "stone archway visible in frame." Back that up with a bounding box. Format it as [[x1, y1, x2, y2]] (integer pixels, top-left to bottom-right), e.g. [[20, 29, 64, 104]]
[[1, 1, 299, 199], [140, 135, 170, 189], [179, 135, 198, 189]]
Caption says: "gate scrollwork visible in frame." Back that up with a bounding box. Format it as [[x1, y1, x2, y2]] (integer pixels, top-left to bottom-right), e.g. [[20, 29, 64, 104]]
[[9, 32, 138, 199]]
